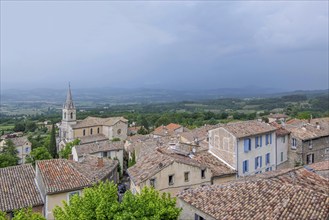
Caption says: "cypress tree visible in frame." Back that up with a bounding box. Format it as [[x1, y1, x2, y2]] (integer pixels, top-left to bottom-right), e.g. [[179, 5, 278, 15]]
[[49, 123, 57, 158]]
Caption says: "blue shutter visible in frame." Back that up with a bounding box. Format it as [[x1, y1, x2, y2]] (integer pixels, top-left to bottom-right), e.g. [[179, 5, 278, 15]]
[[255, 157, 258, 169], [255, 136, 258, 148], [260, 156, 262, 168], [270, 134, 272, 144], [248, 138, 251, 151], [244, 139, 249, 152], [266, 134, 268, 145], [246, 160, 249, 172]]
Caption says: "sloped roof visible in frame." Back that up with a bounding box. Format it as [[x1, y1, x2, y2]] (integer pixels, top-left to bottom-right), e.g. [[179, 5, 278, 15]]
[[78, 134, 109, 145], [7, 136, 30, 147], [153, 123, 186, 137], [71, 116, 128, 129], [178, 167, 329, 220], [268, 113, 288, 119], [285, 118, 329, 141], [218, 120, 277, 138], [0, 164, 43, 212], [37, 156, 118, 194], [128, 144, 235, 185], [179, 124, 221, 143], [74, 140, 124, 157]]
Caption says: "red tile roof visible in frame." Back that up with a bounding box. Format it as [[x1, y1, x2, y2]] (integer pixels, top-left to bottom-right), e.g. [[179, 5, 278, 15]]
[[153, 123, 185, 137], [0, 164, 43, 212], [178, 167, 329, 220]]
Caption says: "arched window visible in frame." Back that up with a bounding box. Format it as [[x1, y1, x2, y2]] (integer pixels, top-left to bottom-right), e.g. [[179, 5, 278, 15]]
[[90, 128, 93, 135], [83, 129, 86, 136], [117, 129, 121, 135], [97, 128, 100, 134], [70, 112, 73, 119], [64, 112, 66, 119]]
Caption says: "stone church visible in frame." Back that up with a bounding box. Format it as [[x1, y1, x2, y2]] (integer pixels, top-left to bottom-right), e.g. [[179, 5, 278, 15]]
[[58, 85, 128, 149]]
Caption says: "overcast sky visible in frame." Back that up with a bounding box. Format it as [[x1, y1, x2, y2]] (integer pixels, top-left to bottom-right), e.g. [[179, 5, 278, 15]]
[[1, 1, 328, 91]]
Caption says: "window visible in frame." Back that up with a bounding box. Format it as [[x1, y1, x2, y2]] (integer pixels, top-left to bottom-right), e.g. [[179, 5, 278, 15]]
[[308, 140, 313, 149], [103, 152, 107, 157], [195, 214, 205, 220], [255, 156, 262, 169], [281, 152, 283, 162], [243, 160, 249, 174], [83, 129, 86, 136], [201, 169, 206, 179], [282, 136, 285, 143], [97, 128, 100, 134], [244, 138, 251, 152], [117, 129, 121, 135], [64, 112, 66, 119], [70, 112, 73, 119], [168, 175, 174, 185], [266, 153, 270, 165], [68, 191, 80, 202], [266, 134, 272, 145], [259, 135, 263, 147], [184, 172, 189, 182], [25, 147, 29, 153], [255, 136, 260, 148], [90, 128, 93, 135], [325, 148, 329, 154], [270, 134, 272, 144], [292, 138, 297, 149], [150, 178, 156, 188], [306, 154, 314, 164]]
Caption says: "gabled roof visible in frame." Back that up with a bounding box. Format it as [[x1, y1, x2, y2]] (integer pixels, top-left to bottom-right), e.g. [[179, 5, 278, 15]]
[[152, 123, 185, 137], [5, 136, 30, 147], [178, 167, 329, 220], [179, 124, 221, 143], [74, 140, 124, 157], [0, 164, 43, 212], [285, 118, 329, 141], [268, 113, 288, 119], [127, 144, 235, 185], [71, 116, 128, 129], [214, 120, 277, 138], [78, 134, 109, 145], [37, 156, 118, 194]]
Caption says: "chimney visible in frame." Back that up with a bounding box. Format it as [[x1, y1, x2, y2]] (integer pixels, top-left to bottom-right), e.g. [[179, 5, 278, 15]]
[[68, 154, 73, 161], [97, 157, 104, 168], [316, 122, 320, 130]]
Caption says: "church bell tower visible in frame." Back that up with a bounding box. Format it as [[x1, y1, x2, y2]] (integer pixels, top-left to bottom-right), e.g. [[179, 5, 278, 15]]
[[59, 83, 77, 141]]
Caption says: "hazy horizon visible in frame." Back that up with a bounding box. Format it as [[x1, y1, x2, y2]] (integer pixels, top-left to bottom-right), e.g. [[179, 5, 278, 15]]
[[1, 1, 328, 91]]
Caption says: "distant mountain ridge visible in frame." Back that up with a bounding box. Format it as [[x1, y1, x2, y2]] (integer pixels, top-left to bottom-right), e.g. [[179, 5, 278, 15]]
[[1, 87, 328, 105]]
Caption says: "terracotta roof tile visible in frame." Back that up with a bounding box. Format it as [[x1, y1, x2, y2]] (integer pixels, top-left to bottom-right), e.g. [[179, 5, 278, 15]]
[[71, 116, 127, 129], [0, 164, 43, 212], [78, 134, 109, 145], [178, 168, 329, 220], [285, 118, 329, 140], [219, 120, 277, 138], [37, 159, 91, 194], [74, 141, 124, 157], [153, 123, 186, 137]]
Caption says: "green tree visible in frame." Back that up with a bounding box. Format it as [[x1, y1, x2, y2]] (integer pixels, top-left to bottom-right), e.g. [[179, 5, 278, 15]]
[[48, 123, 57, 158], [13, 121, 25, 132], [128, 150, 136, 168], [59, 139, 80, 159], [26, 147, 52, 166], [25, 121, 37, 132], [119, 187, 181, 220], [53, 181, 181, 220], [137, 126, 148, 135], [0, 140, 19, 168], [13, 207, 46, 220]]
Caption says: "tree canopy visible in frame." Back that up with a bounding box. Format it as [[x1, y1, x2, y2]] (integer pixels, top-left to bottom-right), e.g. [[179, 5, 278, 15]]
[[26, 147, 52, 166], [0, 140, 19, 168], [0, 207, 45, 220], [59, 139, 80, 159], [53, 181, 181, 220]]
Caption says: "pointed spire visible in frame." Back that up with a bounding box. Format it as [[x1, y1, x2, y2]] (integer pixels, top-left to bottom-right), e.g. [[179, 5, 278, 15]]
[[64, 82, 75, 109]]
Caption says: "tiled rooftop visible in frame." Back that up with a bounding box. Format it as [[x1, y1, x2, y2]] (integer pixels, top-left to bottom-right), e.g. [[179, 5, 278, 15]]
[[178, 167, 329, 220], [74, 140, 124, 157], [285, 118, 329, 140], [308, 161, 329, 172], [268, 113, 288, 119], [37, 157, 118, 194], [219, 120, 277, 138], [37, 159, 92, 194], [179, 124, 221, 143], [69, 155, 118, 183], [78, 134, 109, 145], [8, 136, 30, 146], [153, 123, 187, 137], [0, 164, 43, 212], [71, 116, 127, 129], [128, 142, 235, 185]]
